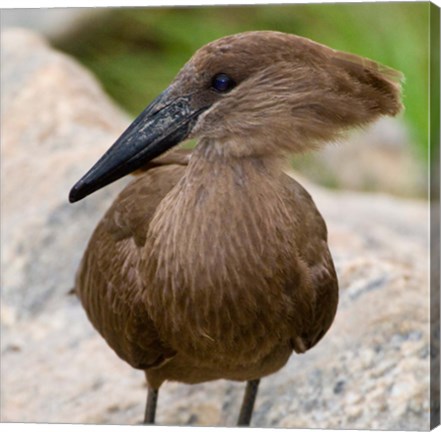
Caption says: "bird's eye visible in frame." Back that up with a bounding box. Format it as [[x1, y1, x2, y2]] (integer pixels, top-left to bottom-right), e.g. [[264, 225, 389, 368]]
[[211, 73, 236, 93]]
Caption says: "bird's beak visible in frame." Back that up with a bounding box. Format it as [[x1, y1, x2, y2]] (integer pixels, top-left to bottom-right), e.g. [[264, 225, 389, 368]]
[[69, 88, 207, 203]]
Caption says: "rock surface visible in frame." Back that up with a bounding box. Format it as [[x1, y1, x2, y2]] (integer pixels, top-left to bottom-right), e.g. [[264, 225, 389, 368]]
[[1, 29, 431, 429], [292, 118, 426, 198], [1, 9, 98, 39]]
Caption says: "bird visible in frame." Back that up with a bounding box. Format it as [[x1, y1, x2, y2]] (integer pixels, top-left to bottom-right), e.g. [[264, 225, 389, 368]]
[[69, 31, 402, 426]]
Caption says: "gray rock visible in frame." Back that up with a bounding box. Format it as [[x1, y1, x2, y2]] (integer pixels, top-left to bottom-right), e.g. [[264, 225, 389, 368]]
[[1, 29, 431, 430], [1, 9, 99, 40], [292, 120, 426, 198], [1, 28, 129, 318]]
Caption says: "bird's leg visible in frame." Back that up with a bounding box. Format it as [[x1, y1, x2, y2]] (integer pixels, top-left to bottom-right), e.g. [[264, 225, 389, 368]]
[[144, 387, 159, 424], [237, 379, 260, 426]]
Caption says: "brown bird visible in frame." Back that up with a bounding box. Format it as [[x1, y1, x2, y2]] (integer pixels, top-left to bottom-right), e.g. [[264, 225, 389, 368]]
[[69, 31, 402, 426]]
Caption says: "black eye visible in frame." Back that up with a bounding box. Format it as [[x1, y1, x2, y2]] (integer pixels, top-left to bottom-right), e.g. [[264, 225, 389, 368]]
[[212, 73, 236, 93]]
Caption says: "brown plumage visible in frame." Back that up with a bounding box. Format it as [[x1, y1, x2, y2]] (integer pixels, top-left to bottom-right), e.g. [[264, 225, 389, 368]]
[[69, 31, 402, 425]]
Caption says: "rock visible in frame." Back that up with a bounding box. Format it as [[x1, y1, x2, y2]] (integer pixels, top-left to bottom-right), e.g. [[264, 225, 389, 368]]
[[1, 29, 430, 430], [1, 28, 129, 319], [292, 120, 426, 198], [1, 9, 99, 39]]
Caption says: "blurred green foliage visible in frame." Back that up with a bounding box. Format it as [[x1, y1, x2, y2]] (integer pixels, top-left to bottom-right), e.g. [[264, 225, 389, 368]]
[[55, 2, 429, 160]]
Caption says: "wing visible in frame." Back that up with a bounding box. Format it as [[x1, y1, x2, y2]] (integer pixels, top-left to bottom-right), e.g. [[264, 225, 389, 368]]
[[75, 164, 186, 370], [281, 173, 339, 354]]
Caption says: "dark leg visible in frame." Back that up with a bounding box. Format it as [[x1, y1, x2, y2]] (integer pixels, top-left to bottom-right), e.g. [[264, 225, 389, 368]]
[[237, 379, 260, 426], [144, 387, 159, 424]]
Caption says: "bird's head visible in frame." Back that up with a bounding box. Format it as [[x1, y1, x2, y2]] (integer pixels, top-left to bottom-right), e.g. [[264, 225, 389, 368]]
[[69, 31, 402, 203]]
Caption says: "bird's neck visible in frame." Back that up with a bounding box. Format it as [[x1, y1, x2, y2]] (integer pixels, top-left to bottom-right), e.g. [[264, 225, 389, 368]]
[[181, 140, 290, 222], [188, 140, 282, 185]]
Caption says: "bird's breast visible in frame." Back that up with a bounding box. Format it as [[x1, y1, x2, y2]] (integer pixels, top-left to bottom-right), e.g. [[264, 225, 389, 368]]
[[140, 158, 302, 365]]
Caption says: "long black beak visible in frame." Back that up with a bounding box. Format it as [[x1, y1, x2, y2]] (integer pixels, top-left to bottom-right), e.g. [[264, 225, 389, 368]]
[[69, 89, 206, 203]]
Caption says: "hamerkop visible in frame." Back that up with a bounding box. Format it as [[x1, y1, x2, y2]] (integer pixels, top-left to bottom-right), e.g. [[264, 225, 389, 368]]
[[69, 31, 402, 425]]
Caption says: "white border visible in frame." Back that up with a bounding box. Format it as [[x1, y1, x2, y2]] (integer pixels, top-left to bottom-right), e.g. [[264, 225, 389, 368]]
[[0, 426, 385, 432], [3, 424, 440, 432]]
